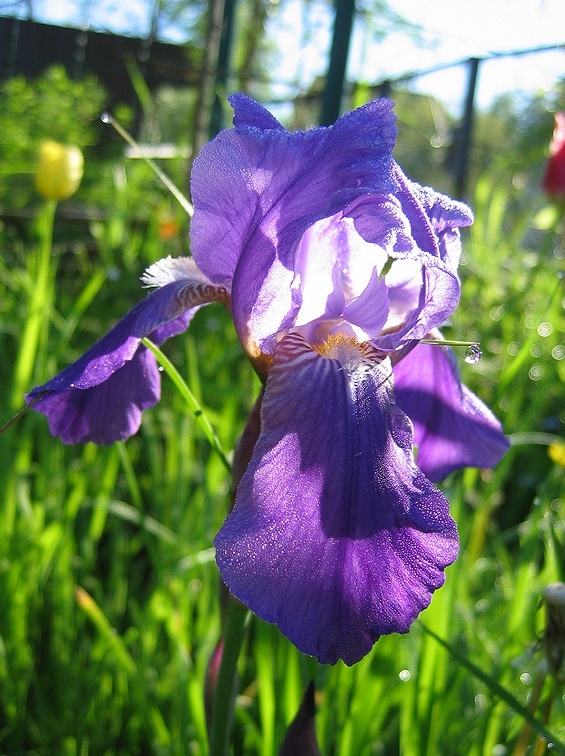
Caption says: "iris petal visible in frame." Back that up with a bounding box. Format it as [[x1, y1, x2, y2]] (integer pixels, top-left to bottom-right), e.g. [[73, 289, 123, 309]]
[[393, 342, 509, 481], [191, 97, 398, 355], [27, 277, 228, 444], [215, 333, 458, 665]]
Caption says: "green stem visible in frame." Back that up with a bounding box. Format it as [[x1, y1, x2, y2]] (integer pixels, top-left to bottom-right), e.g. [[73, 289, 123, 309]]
[[209, 600, 249, 756], [10, 199, 57, 409], [141, 338, 231, 472]]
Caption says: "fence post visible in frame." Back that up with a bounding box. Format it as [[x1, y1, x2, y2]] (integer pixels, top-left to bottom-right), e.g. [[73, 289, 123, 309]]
[[192, 0, 227, 157], [320, 0, 356, 126], [209, 0, 237, 138], [453, 57, 480, 198]]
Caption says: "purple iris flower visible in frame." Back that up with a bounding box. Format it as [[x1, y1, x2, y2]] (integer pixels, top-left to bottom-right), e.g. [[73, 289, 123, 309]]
[[27, 95, 508, 665]]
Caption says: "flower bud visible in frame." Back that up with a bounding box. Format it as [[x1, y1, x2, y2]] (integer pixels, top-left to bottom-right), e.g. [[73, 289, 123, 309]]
[[542, 113, 565, 203], [279, 681, 321, 756], [204, 639, 224, 736], [35, 140, 84, 201]]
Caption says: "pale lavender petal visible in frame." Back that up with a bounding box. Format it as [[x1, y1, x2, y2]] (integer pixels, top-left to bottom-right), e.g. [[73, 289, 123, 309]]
[[27, 275, 228, 444], [382, 258, 423, 331], [215, 333, 458, 666], [293, 214, 388, 342], [393, 342, 509, 481], [343, 268, 389, 340]]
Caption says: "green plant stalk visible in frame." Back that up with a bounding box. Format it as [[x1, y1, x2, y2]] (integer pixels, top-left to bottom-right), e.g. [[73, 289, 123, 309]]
[[9, 198, 57, 410], [141, 337, 231, 472], [209, 600, 249, 756]]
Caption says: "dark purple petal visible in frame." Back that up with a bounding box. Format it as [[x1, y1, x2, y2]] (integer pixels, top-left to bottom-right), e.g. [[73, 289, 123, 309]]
[[215, 333, 458, 666], [27, 276, 227, 444], [393, 342, 509, 481], [191, 97, 398, 355], [30, 345, 162, 444]]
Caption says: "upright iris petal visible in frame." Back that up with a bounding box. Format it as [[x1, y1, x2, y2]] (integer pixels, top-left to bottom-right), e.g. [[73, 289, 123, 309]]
[[191, 94, 399, 359]]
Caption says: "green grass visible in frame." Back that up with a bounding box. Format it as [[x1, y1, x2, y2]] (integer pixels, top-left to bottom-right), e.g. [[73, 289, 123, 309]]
[[1, 155, 564, 755]]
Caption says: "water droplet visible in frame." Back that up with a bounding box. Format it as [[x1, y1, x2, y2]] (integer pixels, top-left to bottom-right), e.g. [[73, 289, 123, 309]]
[[100, 111, 111, 124], [398, 669, 411, 681], [465, 344, 482, 364], [537, 321, 553, 337], [158, 365, 164, 372]]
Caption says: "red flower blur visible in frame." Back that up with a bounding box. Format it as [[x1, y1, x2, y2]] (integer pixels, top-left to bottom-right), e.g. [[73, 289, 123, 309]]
[[542, 112, 565, 203]]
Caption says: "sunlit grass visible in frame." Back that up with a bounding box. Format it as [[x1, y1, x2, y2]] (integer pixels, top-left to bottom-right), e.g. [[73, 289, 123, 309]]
[[0, 160, 564, 755]]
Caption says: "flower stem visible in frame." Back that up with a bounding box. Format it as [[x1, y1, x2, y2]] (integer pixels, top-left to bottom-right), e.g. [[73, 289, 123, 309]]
[[141, 338, 232, 472], [9, 198, 57, 410], [209, 599, 249, 756], [101, 111, 194, 217]]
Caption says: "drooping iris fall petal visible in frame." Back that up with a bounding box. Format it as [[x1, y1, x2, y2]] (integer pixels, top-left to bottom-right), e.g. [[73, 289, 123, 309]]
[[27, 262, 228, 444], [215, 333, 458, 665], [393, 341, 509, 482]]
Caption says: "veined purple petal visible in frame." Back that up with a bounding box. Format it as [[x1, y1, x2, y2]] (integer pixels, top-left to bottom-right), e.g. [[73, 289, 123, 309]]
[[393, 342, 509, 481], [191, 97, 398, 356], [344, 193, 416, 256], [215, 333, 458, 666], [27, 273, 228, 444]]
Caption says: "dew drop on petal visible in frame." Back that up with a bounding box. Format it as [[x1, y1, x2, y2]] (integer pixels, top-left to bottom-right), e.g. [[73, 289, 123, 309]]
[[465, 344, 482, 364]]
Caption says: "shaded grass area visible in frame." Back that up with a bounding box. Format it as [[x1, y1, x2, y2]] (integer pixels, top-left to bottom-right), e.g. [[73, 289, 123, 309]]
[[0, 166, 564, 754]]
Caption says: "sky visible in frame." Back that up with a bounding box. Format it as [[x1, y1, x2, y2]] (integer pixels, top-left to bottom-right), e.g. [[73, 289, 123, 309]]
[[271, 0, 565, 113], [6, 0, 565, 114]]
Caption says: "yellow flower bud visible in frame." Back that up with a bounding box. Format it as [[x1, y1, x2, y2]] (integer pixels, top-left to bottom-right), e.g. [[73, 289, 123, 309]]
[[549, 442, 565, 467], [35, 140, 84, 201]]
